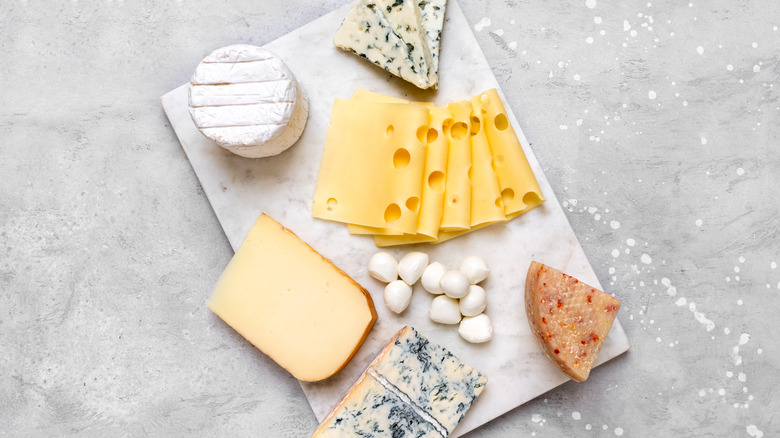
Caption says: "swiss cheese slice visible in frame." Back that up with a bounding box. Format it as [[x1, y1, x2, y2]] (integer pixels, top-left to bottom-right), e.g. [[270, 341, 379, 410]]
[[524, 261, 622, 382], [208, 214, 377, 382], [439, 100, 472, 231], [312, 99, 429, 234], [468, 96, 506, 227], [479, 89, 545, 216]]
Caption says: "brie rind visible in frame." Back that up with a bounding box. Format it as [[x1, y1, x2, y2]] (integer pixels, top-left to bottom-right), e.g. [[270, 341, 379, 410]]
[[188, 44, 308, 158]]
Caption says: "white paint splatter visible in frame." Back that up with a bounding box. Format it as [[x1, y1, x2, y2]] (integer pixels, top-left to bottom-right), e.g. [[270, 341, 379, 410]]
[[675, 297, 687, 306], [701, 137, 707, 145], [737, 299, 743, 305], [560, 124, 569, 130], [751, 42, 758, 48], [696, 46, 704, 55], [572, 411, 581, 420], [610, 220, 621, 229], [508, 41, 518, 50], [737, 167, 745, 176], [626, 238, 635, 246], [576, 119, 583, 126], [641, 254, 652, 264], [698, 389, 706, 397], [648, 90, 657, 99], [574, 74, 581, 81], [727, 64, 734, 71], [738, 372, 747, 382], [531, 413, 543, 423], [771, 262, 777, 269], [586, 0, 597, 9], [474, 17, 491, 32], [746, 425, 764, 438], [586, 36, 594, 44], [623, 20, 631, 31], [615, 428, 624, 436], [753, 65, 761, 73], [594, 16, 602, 24], [494, 29, 504, 36], [630, 29, 637, 37], [612, 249, 620, 258], [586, 424, 592, 430], [695, 219, 703, 227]]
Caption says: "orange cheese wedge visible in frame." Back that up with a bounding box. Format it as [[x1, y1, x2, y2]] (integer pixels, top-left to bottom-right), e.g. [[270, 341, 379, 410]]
[[524, 261, 621, 382]]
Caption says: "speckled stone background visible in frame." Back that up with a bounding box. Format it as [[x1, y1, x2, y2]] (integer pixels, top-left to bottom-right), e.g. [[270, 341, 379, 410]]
[[1, 1, 777, 437]]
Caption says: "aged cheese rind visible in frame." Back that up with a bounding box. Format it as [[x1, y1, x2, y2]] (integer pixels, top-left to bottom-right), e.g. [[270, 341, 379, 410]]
[[314, 373, 442, 438], [208, 214, 376, 382], [188, 44, 308, 157], [313, 326, 487, 437], [334, 0, 432, 89], [524, 261, 621, 382]]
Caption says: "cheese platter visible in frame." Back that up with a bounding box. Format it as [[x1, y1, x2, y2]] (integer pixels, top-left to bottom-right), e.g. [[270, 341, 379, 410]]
[[160, 0, 631, 435]]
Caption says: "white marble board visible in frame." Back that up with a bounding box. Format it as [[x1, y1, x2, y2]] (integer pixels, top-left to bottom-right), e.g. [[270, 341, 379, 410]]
[[160, 1, 631, 436]]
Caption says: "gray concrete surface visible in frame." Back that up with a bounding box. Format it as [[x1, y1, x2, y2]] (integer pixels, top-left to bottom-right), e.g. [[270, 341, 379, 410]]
[[1, 1, 777, 436]]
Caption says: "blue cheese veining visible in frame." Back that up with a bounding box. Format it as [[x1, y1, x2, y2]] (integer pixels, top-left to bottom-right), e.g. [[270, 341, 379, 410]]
[[312, 326, 487, 437], [418, 0, 447, 84]]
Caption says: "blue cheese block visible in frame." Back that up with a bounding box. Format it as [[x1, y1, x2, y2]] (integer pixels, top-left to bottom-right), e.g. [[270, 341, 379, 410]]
[[314, 373, 443, 438], [312, 326, 487, 437], [372, 326, 487, 436]]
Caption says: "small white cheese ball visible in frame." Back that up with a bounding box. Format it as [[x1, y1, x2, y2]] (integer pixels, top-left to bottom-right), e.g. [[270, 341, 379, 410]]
[[439, 270, 470, 299], [458, 314, 494, 343], [459, 256, 490, 284], [398, 252, 429, 285], [459, 285, 487, 317], [429, 296, 462, 324], [368, 252, 398, 283], [384, 280, 413, 314], [421, 262, 446, 294]]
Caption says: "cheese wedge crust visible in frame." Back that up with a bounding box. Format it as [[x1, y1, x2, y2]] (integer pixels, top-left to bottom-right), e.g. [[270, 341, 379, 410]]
[[524, 261, 621, 382]]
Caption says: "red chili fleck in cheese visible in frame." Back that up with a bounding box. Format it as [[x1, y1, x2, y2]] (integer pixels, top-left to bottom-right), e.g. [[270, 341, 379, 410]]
[[524, 261, 621, 382]]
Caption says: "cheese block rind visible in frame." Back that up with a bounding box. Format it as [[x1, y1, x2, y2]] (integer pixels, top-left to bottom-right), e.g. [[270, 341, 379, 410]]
[[208, 214, 376, 382], [524, 261, 621, 382]]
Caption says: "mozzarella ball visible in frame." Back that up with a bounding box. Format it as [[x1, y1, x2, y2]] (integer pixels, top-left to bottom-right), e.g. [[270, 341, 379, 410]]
[[459, 256, 490, 284], [398, 252, 429, 285], [384, 280, 413, 314], [428, 296, 462, 324], [458, 314, 493, 343], [440, 270, 470, 299], [368, 252, 398, 283], [421, 262, 446, 294], [459, 285, 487, 316]]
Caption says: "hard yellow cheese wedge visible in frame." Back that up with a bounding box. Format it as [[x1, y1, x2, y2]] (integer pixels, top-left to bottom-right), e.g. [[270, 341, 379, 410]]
[[313, 99, 429, 234], [208, 214, 377, 382]]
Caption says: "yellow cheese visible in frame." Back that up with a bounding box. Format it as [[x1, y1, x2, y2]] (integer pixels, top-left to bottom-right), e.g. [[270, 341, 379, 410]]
[[208, 214, 377, 382], [479, 88, 545, 216], [439, 100, 472, 231], [468, 96, 506, 227], [312, 99, 429, 234]]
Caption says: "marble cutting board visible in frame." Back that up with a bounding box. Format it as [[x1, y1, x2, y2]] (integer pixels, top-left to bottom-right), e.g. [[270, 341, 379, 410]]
[[160, 1, 631, 436]]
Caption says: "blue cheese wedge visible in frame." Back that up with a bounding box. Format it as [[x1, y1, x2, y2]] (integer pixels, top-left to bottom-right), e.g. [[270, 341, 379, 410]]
[[314, 373, 443, 438], [334, 0, 435, 89], [418, 0, 447, 83], [312, 326, 487, 437], [375, 0, 434, 87]]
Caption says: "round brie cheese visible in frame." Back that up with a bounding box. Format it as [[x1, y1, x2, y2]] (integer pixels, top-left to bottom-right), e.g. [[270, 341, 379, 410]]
[[188, 44, 308, 158]]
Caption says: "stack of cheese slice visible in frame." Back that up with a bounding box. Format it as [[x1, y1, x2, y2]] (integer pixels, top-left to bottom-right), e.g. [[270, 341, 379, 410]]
[[333, 0, 447, 89], [312, 88, 545, 246], [313, 326, 487, 437]]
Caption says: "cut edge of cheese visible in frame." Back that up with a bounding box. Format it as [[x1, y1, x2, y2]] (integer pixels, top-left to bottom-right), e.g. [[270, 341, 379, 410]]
[[418, 0, 448, 85], [524, 261, 621, 382], [208, 213, 377, 382]]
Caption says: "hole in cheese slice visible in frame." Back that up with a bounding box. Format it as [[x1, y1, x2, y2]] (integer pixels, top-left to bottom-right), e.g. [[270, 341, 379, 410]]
[[524, 261, 621, 382]]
